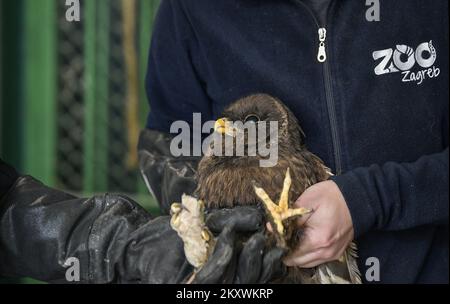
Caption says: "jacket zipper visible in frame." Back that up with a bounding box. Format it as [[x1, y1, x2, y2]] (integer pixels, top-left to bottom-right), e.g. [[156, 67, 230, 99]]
[[317, 28, 327, 63], [295, 0, 343, 174]]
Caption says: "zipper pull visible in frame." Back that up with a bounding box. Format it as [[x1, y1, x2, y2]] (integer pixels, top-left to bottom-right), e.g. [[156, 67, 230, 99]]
[[317, 28, 327, 63]]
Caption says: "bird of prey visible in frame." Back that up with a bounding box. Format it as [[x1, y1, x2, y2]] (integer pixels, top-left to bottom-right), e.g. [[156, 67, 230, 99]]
[[171, 94, 361, 284]]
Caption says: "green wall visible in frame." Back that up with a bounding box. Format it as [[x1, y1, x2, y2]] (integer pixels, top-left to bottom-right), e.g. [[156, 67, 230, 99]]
[[1, 0, 160, 190]]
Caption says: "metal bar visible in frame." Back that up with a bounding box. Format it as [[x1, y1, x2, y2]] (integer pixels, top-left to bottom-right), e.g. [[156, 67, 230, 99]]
[[122, 0, 140, 170], [83, 0, 110, 192], [95, 0, 111, 192], [137, 0, 153, 198], [0, 0, 3, 154], [22, 0, 57, 185], [1, 0, 24, 169], [139, 0, 161, 127], [137, 0, 159, 196], [83, 0, 97, 192]]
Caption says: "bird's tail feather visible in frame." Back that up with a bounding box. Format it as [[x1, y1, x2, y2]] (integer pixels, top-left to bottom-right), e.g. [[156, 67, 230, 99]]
[[345, 242, 362, 284]]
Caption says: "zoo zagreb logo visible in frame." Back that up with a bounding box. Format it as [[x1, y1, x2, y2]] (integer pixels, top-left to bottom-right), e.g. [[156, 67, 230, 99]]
[[373, 40, 440, 85]]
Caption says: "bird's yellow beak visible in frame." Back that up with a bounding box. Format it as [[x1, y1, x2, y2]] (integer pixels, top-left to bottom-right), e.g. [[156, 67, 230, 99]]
[[214, 118, 229, 134]]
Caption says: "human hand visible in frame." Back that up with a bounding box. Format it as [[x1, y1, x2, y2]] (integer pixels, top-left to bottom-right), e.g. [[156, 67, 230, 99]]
[[283, 180, 354, 268]]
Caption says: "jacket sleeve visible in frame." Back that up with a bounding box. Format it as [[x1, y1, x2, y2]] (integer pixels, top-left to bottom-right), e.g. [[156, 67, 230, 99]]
[[0, 176, 192, 283], [331, 148, 449, 238], [145, 0, 213, 133]]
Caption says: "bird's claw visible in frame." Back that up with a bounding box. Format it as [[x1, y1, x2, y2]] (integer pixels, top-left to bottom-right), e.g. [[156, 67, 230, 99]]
[[170, 195, 215, 269], [253, 168, 312, 247]]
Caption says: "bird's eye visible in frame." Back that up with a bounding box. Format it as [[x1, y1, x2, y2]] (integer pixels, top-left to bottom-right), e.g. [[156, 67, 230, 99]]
[[244, 114, 260, 123]]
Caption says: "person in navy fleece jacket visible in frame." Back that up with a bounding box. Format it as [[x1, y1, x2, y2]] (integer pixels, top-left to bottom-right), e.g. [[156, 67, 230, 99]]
[[143, 0, 449, 283]]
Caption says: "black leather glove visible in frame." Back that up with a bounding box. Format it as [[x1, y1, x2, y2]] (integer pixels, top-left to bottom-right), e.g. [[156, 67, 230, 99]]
[[193, 206, 287, 284], [0, 176, 193, 283], [138, 129, 287, 283], [138, 129, 200, 215], [116, 216, 193, 283], [0, 158, 19, 201]]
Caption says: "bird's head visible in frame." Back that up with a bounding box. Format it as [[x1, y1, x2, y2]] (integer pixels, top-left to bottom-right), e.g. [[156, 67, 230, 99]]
[[208, 94, 306, 162], [197, 94, 319, 209]]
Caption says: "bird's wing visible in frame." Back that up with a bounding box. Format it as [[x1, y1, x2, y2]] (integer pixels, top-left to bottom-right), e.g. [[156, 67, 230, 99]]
[[314, 242, 362, 284], [316, 266, 351, 284], [345, 242, 362, 284]]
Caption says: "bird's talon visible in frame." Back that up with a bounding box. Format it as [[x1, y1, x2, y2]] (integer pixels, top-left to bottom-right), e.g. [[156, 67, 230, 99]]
[[170, 195, 216, 269], [254, 168, 309, 246], [201, 229, 212, 242], [171, 213, 181, 227], [170, 203, 182, 215]]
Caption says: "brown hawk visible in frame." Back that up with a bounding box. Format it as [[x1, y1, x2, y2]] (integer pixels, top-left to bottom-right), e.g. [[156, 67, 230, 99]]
[[171, 94, 361, 284]]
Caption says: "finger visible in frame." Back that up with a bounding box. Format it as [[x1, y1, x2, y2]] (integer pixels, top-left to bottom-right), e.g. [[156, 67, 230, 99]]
[[283, 249, 322, 267], [298, 260, 329, 269], [234, 233, 265, 284], [289, 230, 318, 257], [194, 225, 237, 284], [259, 247, 287, 283], [206, 206, 263, 233], [283, 248, 325, 267], [298, 247, 347, 269]]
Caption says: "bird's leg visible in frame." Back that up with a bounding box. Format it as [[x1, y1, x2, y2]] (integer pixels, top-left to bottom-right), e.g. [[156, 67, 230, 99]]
[[170, 195, 216, 272], [253, 186, 285, 237], [254, 168, 312, 246]]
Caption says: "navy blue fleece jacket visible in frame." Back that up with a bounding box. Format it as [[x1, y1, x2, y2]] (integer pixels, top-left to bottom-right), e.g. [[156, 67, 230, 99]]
[[145, 0, 449, 283]]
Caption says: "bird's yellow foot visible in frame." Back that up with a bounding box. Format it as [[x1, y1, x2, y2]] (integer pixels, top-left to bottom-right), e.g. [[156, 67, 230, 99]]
[[253, 168, 312, 247], [170, 195, 215, 270]]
